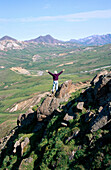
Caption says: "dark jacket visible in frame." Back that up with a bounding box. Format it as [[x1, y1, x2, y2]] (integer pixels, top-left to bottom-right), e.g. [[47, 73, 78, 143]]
[[48, 71, 63, 81]]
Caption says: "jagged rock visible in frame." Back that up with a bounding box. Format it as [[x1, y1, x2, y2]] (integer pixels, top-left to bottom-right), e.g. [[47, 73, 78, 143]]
[[21, 137, 30, 156], [98, 106, 103, 113], [55, 80, 74, 98], [90, 105, 110, 132], [13, 137, 23, 154], [90, 70, 109, 86], [81, 87, 94, 107], [17, 111, 37, 127], [17, 113, 26, 126], [76, 102, 84, 111], [94, 73, 111, 106], [13, 140, 21, 153], [37, 97, 60, 120], [64, 113, 74, 121]]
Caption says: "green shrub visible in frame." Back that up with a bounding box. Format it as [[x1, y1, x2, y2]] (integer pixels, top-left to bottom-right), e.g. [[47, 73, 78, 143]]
[[32, 105, 38, 112]]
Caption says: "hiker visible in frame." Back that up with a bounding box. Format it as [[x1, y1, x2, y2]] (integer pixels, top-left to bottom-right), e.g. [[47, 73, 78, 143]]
[[46, 69, 65, 93]]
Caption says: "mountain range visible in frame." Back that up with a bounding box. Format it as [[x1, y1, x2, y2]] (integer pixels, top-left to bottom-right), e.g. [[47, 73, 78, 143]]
[[70, 34, 111, 45], [0, 34, 111, 46]]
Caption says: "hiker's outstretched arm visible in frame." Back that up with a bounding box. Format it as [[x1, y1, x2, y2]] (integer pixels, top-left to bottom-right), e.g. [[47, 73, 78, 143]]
[[48, 71, 54, 76], [58, 69, 65, 76], [58, 71, 63, 75]]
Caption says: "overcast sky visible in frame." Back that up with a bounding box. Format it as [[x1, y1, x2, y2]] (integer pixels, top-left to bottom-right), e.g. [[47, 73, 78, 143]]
[[0, 0, 111, 41]]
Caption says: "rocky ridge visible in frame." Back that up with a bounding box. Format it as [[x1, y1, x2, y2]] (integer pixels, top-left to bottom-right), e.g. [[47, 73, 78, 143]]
[[0, 40, 27, 51], [0, 70, 111, 169]]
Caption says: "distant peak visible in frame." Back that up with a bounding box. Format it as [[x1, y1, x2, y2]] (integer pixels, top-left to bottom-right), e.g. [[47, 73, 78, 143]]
[[26, 34, 61, 44], [0, 36, 17, 41]]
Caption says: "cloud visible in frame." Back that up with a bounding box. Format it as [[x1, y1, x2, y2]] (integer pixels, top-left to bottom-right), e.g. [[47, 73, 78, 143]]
[[0, 9, 111, 23]]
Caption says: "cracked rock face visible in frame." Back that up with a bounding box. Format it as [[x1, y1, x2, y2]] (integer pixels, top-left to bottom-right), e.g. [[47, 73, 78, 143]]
[[37, 96, 60, 121], [90, 105, 110, 132]]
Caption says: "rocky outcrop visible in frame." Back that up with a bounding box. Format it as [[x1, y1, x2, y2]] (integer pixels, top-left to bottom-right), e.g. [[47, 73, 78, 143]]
[[55, 80, 74, 98], [81, 71, 111, 132], [37, 80, 75, 121], [76, 102, 84, 111], [17, 71, 111, 131], [37, 96, 60, 121], [16, 80, 75, 125], [21, 137, 30, 156], [90, 104, 111, 132], [94, 73, 111, 106], [0, 40, 27, 51], [90, 70, 109, 86], [13, 137, 30, 156], [62, 70, 111, 133], [17, 111, 37, 127]]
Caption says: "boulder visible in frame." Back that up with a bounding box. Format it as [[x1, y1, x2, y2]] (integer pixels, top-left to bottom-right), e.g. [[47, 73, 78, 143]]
[[21, 137, 30, 156], [76, 102, 84, 111], [37, 97, 59, 115], [13, 137, 23, 154], [64, 113, 74, 121], [37, 96, 60, 121], [55, 80, 73, 99], [13, 140, 21, 153]]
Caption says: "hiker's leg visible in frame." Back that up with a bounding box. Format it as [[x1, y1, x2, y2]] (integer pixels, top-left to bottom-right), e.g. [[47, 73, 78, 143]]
[[52, 81, 55, 92], [55, 81, 58, 92]]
